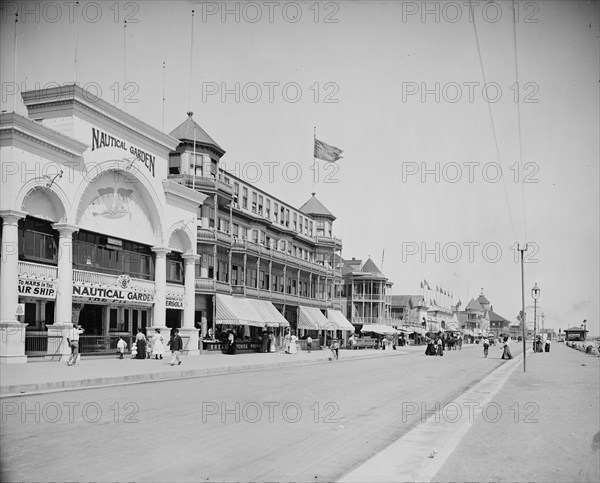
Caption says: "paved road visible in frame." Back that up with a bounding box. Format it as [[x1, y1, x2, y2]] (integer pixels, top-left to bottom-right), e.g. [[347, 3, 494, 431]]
[[1, 344, 519, 482]]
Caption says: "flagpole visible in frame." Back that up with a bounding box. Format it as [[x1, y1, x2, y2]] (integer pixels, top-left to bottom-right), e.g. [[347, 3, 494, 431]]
[[162, 61, 166, 131], [74, 1, 79, 84], [13, 12, 18, 113], [312, 126, 316, 195]]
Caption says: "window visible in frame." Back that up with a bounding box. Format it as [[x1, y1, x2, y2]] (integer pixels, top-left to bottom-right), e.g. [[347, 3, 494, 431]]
[[293, 212, 297, 231], [18, 217, 58, 264], [309, 221, 314, 237], [233, 224, 239, 237], [258, 195, 263, 215], [219, 218, 230, 233], [259, 270, 265, 289], [249, 269, 257, 288], [299, 216, 303, 234], [72, 230, 153, 279], [241, 227, 248, 239], [204, 205, 215, 228], [317, 221, 325, 237], [266, 199, 271, 217], [280, 206, 285, 225], [274, 202, 279, 222], [252, 229, 259, 244], [190, 153, 203, 176], [252, 192, 257, 213], [233, 183, 240, 204], [166, 252, 184, 283], [285, 209, 290, 227], [242, 187, 248, 209]]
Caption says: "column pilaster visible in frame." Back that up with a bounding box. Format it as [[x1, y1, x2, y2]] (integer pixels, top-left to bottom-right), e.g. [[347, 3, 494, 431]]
[[180, 253, 200, 356], [0, 210, 27, 363]]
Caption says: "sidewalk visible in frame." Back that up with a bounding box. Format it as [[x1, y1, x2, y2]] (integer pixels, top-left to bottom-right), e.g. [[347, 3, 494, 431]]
[[0, 346, 420, 397], [340, 342, 599, 483], [431, 342, 600, 482]]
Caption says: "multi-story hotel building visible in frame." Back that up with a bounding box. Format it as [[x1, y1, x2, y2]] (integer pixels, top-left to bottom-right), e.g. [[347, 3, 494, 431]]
[[166, 112, 346, 340], [339, 257, 393, 327], [0, 85, 347, 363]]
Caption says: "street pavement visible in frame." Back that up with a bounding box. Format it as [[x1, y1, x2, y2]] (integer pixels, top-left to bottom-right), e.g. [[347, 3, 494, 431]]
[[0, 342, 598, 482], [0, 345, 406, 397]]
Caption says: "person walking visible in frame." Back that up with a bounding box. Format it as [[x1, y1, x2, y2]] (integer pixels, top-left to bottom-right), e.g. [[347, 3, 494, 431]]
[[117, 337, 127, 359], [545, 338, 551, 353], [307, 335, 313, 353], [167, 328, 183, 365], [268, 331, 276, 352], [501, 336, 513, 359], [135, 329, 146, 359], [483, 337, 490, 358], [227, 330, 236, 355], [152, 328, 165, 360], [329, 339, 339, 360], [66, 324, 84, 366]]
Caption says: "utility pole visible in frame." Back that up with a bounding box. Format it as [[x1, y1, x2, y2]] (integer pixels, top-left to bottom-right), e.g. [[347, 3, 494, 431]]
[[518, 244, 528, 372]]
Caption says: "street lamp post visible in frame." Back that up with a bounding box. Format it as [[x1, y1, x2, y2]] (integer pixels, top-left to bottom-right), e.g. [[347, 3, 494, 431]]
[[532, 283, 540, 352]]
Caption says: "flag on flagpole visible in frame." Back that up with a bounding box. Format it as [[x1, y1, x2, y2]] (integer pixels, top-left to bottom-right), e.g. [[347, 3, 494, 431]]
[[314, 138, 343, 162]]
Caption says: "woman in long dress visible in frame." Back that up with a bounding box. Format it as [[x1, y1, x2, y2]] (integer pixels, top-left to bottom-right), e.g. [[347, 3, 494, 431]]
[[152, 329, 165, 360], [284, 331, 291, 354], [290, 334, 298, 354], [501, 336, 513, 359]]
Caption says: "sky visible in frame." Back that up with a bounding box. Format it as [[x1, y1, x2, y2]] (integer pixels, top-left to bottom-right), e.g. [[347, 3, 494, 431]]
[[1, 0, 598, 336]]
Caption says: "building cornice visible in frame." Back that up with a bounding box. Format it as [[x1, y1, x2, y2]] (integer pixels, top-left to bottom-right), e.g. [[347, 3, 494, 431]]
[[21, 84, 179, 154], [0, 112, 87, 158]]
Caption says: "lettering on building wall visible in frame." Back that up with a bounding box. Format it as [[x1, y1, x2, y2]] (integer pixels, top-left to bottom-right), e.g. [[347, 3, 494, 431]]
[[91, 127, 156, 177], [72, 284, 155, 305], [18, 279, 57, 300]]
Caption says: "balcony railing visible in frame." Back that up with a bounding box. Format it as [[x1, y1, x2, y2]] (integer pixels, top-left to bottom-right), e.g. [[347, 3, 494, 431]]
[[72, 270, 155, 291], [352, 317, 395, 326], [18, 261, 58, 280], [195, 278, 215, 292], [169, 174, 233, 196]]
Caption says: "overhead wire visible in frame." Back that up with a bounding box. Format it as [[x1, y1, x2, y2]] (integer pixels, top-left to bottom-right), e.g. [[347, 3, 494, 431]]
[[468, 0, 520, 243], [512, 0, 528, 243]]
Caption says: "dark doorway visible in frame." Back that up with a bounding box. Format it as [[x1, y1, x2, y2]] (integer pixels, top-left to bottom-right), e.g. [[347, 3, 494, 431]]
[[79, 305, 104, 335]]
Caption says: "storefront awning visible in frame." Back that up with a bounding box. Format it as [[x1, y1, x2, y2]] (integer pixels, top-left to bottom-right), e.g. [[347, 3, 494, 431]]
[[298, 306, 332, 330], [252, 299, 290, 328], [360, 324, 399, 335], [327, 310, 355, 331], [215, 294, 265, 327]]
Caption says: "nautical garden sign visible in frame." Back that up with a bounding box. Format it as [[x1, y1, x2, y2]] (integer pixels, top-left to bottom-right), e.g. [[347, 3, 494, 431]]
[[91, 127, 156, 177], [72, 283, 155, 305]]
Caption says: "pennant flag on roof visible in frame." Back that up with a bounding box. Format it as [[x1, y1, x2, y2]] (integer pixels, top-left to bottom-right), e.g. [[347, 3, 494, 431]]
[[314, 138, 343, 162]]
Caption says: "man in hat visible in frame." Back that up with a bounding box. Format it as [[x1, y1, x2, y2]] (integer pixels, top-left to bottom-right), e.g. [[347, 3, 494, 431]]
[[66, 324, 85, 366]]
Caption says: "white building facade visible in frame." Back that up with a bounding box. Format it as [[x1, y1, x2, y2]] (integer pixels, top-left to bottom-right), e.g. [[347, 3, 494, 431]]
[[0, 85, 205, 363]]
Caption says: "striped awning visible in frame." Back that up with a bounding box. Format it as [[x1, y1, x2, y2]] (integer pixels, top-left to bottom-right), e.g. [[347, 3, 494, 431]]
[[215, 294, 264, 327], [252, 299, 290, 328], [327, 310, 355, 331], [298, 306, 332, 330], [360, 324, 399, 335], [215, 295, 290, 328]]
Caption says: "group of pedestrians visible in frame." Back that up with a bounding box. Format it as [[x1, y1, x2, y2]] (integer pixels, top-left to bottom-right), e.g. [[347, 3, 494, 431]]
[[533, 336, 551, 353], [260, 331, 277, 353], [116, 328, 183, 366], [424, 333, 445, 356]]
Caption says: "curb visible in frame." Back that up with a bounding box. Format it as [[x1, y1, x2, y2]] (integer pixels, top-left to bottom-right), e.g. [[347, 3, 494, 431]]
[[0, 350, 403, 398]]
